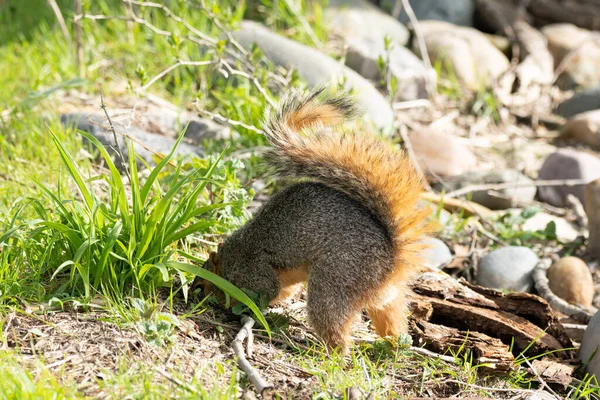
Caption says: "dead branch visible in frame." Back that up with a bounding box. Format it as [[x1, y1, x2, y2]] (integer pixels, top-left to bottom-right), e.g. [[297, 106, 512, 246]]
[[232, 316, 274, 397], [532, 258, 594, 324], [399, 124, 431, 191], [444, 178, 591, 199], [99, 92, 132, 182], [401, 0, 435, 96], [47, 0, 71, 44]]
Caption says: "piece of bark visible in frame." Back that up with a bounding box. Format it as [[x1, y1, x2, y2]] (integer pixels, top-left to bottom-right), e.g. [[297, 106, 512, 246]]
[[408, 270, 575, 363], [531, 359, 576, 389], [461, 279, 575, 347], [412, 320, 514, 373], [584, 179, 600, 260]]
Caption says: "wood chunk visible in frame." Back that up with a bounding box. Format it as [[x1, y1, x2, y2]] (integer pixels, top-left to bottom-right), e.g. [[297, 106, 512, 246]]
[[408, 269, 576, 365], [412, 320, 514, 373]]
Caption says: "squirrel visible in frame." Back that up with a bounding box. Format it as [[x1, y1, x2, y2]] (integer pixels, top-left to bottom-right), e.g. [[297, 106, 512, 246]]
[[202, 88, 431, 352]]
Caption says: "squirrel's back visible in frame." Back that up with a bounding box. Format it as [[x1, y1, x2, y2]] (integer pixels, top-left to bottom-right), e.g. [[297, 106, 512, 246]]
[[262, 88, 431, 274]]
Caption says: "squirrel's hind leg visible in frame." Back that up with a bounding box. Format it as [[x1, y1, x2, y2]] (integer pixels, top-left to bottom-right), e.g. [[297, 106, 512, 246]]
[[306, 268, 363, 353], [366, 280, 410, 338]]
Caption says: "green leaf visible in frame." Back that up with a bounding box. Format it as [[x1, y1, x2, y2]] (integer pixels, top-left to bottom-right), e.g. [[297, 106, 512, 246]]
[[166, 261, 270, 335]]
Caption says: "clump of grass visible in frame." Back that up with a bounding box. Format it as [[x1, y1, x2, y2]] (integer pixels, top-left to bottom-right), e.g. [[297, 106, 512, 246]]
[[0, 128, 268, 330]]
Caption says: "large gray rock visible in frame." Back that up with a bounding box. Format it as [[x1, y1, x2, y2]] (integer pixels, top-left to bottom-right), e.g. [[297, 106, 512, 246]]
[[412, 21, 510, 90], [563, 109, 600, 149], [232, 21, 394, 132], [326, 0, 410, 46], [408, 127, 477, 177], [326, 0, 434, 101], [477, 246, 539, 293], [382, 0, 475, 27], [61, 113, 203, 169], [542, 24, 600, 90], [578, 311, 600, 381], [537, 149, 600, 207], [557, 86, 600, 119], [436, 169, 536, 210], [421, 237, 452, 269]]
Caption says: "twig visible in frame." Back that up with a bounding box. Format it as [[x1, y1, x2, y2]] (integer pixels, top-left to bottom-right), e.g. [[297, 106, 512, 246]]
[[532, 257, 593, 324], [136, 59, 218, 92], [409, 346, 457, 364], [99, 92, 132, 182], [47, 0, 71, 44], [232, 316, 274, 396], [445, 178, 591, 199], [444, 379, 535, 394], [195, 107, 264, 135], [399, 124, 431, 191], [566, 194, 588, 228], [401, 0, 434, 96]]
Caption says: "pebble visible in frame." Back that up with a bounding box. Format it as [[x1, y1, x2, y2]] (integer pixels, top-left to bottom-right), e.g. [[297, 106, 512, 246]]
[[412, 20, 509, 90], [232, 20, 394, 133], [547, 257, 594, 307], [542, 23, 600, 90], [578, 311, 600, 381], [436, 169, 536, 210], [421, 237, 452, 269], [563, 109, 600, 149], [556, 85, 600, 119], [408, 127, 477, 178], [537, 149, 600, 207], [477, 246, 539, 293]]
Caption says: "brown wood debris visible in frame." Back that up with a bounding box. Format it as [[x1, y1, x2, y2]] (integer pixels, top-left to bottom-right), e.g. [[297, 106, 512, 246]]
[[408, 269, 576, 375]]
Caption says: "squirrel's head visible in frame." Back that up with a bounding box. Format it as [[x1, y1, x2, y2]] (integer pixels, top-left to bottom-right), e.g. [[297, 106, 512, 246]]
[[196, 243, 228, 304]]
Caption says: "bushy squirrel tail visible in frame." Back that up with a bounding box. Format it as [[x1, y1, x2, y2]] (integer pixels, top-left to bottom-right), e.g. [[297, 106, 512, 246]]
[[263, 88, 431, 269]]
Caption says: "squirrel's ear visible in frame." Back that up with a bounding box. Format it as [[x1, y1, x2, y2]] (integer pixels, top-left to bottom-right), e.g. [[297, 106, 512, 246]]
[[217, 242, 224, 250]]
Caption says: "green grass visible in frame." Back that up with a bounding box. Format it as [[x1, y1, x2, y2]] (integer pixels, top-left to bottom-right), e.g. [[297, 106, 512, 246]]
[[0, 1, 599, 398]]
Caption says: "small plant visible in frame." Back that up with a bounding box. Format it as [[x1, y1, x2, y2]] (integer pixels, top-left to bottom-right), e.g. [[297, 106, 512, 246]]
[[131, 298, 178, 348], [493, 207, 557, 246]]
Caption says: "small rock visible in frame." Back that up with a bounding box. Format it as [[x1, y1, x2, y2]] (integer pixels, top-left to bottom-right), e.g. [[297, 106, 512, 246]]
[[435, 169, 536, 210], [382, 0, 476, 27], [556, 85, 600, 119], [537, 149, 600, 207], [542, 24, 600, 90], [232, 20, 394, 132], [547, 257, 594, 307], [139, 111, 233, 143], [578, 311, 600, 381], [326, 0, 434, 101], [563, 109, 600, 149], [421, 237, 452, 269], [477, 246, 539, 293], [521, 212, 580, 242], [408, 128, 477, 178], [412, 20, 510, 90], [61, 113, 204, 169]]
